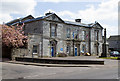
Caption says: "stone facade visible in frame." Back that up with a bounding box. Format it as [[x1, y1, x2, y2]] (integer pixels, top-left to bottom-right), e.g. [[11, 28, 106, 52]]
[[108, 35, 120, 52], [8, 13, 103, 58]]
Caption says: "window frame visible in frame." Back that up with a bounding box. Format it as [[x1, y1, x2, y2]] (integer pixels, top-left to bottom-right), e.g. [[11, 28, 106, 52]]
[[82, 44, 86, 53], [95, 30, 99, 41], [82, 30, 86, 40], [75, 30, 79, 39], [32, 45, 38, 54], [66, 28, 71, 38], [66, 44, 70, 54], [50, 23, 57, 37]]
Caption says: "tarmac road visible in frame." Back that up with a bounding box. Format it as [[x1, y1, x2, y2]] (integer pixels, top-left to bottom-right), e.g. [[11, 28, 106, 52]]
[[1, 59, 119, 79]]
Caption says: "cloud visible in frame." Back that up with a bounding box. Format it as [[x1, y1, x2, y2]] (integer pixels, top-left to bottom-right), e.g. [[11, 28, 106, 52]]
[[45, 0, 118, 23], [45, 0, 118, 37], [102, 24, 118, 38], [59, 0, 118, 23], [1, 0, 119, 37], [0, 14, 13, 24], [37, 0, 101, 3], [0, 0, 37, 24], [42, 0, 70, 3]]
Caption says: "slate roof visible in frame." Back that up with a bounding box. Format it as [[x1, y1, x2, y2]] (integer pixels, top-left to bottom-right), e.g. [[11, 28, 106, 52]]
[[6, 15, 35, 26], [64, 21, 93, 27], [6, 13, 54, 26], [5, 13, 102, 28], [108, 35, 120, 41]]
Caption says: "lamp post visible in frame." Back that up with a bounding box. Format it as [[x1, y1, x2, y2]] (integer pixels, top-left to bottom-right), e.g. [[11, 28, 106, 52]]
[[101, 28, 107, 57], [104, 28, 107, 57]]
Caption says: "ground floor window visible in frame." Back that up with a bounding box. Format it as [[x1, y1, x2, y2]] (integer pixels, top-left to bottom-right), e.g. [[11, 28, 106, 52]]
[[82, 44, 85, 53], [66, 45, 70, 53], [39, 42, 42, 55], [33, 45, 38, 54]]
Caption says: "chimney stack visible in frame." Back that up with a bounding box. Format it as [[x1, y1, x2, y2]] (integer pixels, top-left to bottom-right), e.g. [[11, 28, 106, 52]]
[[45, 11, 52, 16], [75, 19, 81, 23]]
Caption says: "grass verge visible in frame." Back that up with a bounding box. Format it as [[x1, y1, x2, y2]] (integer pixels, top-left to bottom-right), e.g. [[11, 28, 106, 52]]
[[98, 57, 118, 60]]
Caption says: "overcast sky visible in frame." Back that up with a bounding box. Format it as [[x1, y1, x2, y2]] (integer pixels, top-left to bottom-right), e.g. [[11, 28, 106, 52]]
[[0, 0, 119, 38]]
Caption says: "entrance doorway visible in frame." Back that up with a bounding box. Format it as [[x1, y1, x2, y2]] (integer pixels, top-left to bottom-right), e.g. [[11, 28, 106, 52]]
[[75, 47, 77, 56], [51, 47, 54, 57], [74, 44, 80, 56], [50, 40, 57, 57]]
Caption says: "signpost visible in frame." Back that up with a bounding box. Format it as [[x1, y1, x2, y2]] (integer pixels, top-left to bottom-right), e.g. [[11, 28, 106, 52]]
[[60, 48, 63, 51]]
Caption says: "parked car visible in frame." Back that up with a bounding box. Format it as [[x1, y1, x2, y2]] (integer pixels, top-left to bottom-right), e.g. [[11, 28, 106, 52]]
[[110, 51, 120, 57]]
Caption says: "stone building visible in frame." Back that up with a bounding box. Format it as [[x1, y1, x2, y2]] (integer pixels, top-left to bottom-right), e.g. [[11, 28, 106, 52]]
[[6, 12, 103, 58], [107, 35, 120, 52]]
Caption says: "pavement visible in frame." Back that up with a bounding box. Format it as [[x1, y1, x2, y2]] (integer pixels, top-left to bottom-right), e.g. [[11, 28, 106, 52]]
[[39, 56, 104, 60], [6, 61, 104, 67], [1, 59, 118, 79]]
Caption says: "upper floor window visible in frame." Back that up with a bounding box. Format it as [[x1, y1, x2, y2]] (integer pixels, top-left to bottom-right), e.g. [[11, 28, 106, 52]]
[[95, 30, 99, 41], [82, 44, 86, 53], [33, 28, 37, 33], [82, 31, 86, 40], [66, 44, 70, 54], [50, 23, 57, 37], [33, 45, 38, 54], [75, 30, 79, 39], [66, 28, 71, 38]]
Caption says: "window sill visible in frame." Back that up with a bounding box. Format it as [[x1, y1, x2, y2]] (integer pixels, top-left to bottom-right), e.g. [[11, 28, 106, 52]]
[[33, 53, 38, 54]]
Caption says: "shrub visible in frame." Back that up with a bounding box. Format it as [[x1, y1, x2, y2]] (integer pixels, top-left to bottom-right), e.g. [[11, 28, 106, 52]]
[[57, 53, 67, 57]]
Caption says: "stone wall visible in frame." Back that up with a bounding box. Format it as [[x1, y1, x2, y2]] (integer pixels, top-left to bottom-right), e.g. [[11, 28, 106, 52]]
[[24, 20, 43, 35], [12, 48, 28, 60], [28, 34, 42, 58]]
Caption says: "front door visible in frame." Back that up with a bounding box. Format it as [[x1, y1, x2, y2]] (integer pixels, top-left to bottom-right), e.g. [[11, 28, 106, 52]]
[[51, 47, 54, 57], [75, 48, 77, 56], [50, 40, 57, 57]]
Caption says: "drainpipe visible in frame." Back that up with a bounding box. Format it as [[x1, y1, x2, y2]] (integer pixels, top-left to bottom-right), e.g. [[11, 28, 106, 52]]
[[73, 39, 74, 56], [72, 32, 75, 56], [104, 28, 107, 57], [88, 27, 91, 55], [41, 36, 43, 58], [32, 48, 34, 62]]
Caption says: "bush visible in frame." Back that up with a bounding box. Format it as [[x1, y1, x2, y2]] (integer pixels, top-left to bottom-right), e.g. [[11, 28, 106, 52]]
[[57, 53, 67, 57]]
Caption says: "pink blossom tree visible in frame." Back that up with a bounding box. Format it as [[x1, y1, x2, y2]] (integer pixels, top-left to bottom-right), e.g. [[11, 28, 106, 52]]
[[1, 23, 27, 48]]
